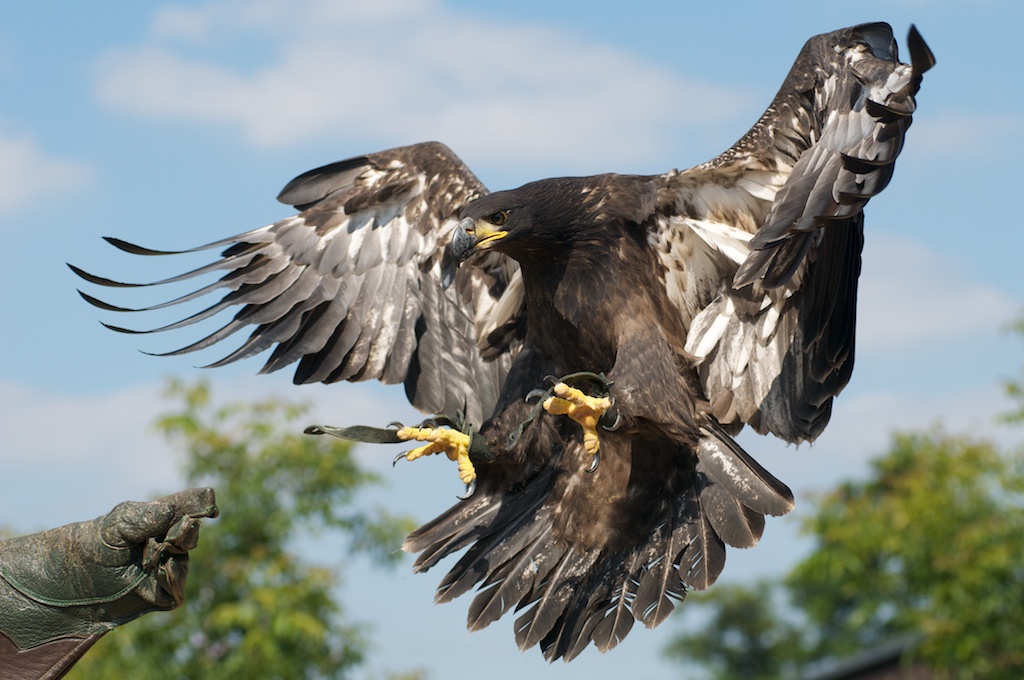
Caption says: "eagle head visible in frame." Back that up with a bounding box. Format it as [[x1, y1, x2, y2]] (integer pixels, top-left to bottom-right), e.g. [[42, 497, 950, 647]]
[[441, 190, 528, 287], [442, 181, 588, 288]]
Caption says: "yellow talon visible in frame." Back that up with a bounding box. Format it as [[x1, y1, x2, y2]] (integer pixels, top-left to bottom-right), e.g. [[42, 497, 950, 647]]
[[396, 426, 477, 485], [543, 383, 612, 456]]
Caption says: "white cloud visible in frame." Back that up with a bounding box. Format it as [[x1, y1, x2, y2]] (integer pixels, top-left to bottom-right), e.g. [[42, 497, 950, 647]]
[[0, 381, 179, 529], [0, 132, 90, 217], [1, 381, 167, 470], [0, 375, 431, 531], [92, 0, 748, 167], [856, 233, 1018, 351]]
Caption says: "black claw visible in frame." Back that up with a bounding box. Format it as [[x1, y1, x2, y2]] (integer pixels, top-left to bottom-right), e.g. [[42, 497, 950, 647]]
[[418, 414, 457, 430], [457, 480, 477, 500], [387, 421, 404, 430], [393, 451, 409, 467], [525, 388, 550, 403], [600, 407, 622, 432], [586, 451, 601, 474], [566, 371, 610, 388]]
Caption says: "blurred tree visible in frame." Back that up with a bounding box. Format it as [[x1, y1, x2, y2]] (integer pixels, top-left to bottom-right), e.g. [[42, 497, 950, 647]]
[[667, 320, 1024, 678], [1003, 316, 1024, 425], [69, 380, 417, 680], [663, 580, 807, 679], [667, 431, 1024, 679], [790, 431, 1024, 677]]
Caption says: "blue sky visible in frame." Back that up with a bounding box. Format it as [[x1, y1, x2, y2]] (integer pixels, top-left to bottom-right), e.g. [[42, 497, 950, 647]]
[[1, 1, 1022, 677]]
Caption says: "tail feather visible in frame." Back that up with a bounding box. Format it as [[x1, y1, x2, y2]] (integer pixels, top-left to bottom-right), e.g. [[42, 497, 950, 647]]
[[405, 469, 554, 572], [513, 547, 600, 650], [404, 426, 792, 660], [435, 502, 552, 604], [698, 480, 765, 549], [586, 576, 638, 655], [405, 494, 501, 572], [698, 423, 795, 517], [633, 555, 685, 629], [677, 509, 727, 591], [466, 526, 557, 631], [538, 560, 636, 661], [536, 579, 603, 661], [631, 501, 689, 629]]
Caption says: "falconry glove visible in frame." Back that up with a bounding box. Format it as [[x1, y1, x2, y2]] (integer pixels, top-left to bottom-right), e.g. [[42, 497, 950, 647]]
[[0, 487, 218, 679]]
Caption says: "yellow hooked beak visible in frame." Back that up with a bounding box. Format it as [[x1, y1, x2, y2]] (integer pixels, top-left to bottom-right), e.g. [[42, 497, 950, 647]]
[[465, 219, 507, 249], [443, 217, 509, 288]]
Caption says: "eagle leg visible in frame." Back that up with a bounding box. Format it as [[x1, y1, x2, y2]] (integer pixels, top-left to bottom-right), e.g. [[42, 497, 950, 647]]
[[305, 415, 486, 495], [543, 380, 615, 466], [395, 424, 477, 487]]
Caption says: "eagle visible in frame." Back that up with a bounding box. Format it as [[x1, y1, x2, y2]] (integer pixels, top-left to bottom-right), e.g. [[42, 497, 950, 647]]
[[73, 23, 933, 661]]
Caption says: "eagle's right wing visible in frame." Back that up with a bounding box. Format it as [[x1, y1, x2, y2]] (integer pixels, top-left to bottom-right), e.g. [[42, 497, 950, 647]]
[[669, 23, 934, 442], [72, 142, 522, 425]]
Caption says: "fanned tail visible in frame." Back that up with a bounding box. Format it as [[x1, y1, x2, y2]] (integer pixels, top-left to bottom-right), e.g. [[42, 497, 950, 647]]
[[403, 427, 792, 661]]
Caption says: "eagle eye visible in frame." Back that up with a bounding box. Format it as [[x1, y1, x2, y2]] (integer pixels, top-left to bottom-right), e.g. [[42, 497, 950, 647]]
[[488, 210, 510, 226]]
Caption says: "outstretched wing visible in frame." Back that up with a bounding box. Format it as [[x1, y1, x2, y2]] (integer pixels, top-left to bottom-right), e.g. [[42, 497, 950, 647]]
[[665, 23, 934, 442], [72, 141, 522, 425]]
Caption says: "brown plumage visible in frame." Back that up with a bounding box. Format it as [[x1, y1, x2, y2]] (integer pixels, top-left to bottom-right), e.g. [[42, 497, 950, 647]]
[[73, 23, 933, 660]]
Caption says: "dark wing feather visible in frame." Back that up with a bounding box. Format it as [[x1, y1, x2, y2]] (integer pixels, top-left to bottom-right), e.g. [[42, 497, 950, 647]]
[[73, 142, 523, 424], [665, 23, 933, 442]]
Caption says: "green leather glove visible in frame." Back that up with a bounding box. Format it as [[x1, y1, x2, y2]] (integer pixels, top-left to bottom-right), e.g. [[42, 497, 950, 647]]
[[0, 487, 218, 652]]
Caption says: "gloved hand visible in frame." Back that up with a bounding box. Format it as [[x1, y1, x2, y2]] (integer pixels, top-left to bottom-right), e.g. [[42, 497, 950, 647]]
[[0, 487, 218, 651]]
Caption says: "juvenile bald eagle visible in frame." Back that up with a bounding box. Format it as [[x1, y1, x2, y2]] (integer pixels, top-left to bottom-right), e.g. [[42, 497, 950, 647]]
[[74, 23, 933, 660]]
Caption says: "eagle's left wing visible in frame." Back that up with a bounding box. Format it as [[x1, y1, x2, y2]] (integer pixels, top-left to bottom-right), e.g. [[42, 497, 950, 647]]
[[72, 142, 522, 425], [665, 23, 934, 442]]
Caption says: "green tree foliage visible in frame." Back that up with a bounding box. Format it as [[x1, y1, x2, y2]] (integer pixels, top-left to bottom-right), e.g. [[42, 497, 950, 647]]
[[1003, 317, 1024, 425], [70, 381, 416, 680], [791, 431, 1024, 676], [668, 320, 1024, 679], [663, 580, 806, 679], [667, 431, 1024, 679]]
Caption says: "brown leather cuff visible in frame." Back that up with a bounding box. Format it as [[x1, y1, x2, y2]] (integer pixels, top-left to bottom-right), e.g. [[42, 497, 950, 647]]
[[0, 630, 103, 680]]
